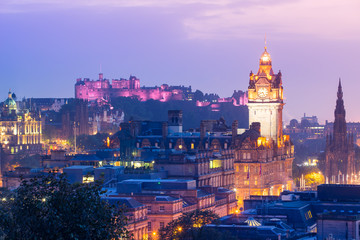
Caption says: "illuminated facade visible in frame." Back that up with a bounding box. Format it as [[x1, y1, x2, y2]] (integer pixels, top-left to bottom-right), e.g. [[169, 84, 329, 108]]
[[325, 81, 355, 183], [113, 179, 237, 235], [0, 91, 42, 154], [233, 47, 293, 205], [75, 73, 190, 102], [247, 46, 283, 142]]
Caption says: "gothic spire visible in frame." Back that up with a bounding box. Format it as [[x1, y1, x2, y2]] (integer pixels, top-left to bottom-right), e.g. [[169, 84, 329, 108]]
[[337, 78, 343, 99], [333, 78, 346, 146]]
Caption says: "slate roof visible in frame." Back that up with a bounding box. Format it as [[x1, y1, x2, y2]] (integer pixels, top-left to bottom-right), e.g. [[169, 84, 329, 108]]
[[102, 197, 144, 209]]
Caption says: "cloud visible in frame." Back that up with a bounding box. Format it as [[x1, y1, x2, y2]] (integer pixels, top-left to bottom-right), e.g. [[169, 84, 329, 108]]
[[1, 0, 359, 40], [182, 0, 360, 40]]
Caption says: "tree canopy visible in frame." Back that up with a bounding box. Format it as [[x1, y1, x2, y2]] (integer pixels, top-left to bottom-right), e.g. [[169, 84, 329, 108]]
[[159, 209, 222, 240], [0, 173, 130, 240]]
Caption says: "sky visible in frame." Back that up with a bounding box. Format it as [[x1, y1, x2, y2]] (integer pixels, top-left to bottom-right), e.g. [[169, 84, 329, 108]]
[[1, 0, 360, 124]]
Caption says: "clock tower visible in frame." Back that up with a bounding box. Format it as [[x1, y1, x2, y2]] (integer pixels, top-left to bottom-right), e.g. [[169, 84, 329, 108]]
[[247, 46, 284, 143]]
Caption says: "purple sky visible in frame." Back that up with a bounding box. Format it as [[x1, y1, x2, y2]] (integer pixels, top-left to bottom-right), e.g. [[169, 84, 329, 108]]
[[1, 0, 360, 124]]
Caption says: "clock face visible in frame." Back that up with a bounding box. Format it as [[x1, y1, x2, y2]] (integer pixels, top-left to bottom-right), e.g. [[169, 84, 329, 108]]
[[258, 88, 268, 98]]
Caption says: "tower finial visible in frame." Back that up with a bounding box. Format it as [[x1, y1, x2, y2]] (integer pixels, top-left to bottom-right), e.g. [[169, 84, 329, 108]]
[[264, 34, 267, 50]]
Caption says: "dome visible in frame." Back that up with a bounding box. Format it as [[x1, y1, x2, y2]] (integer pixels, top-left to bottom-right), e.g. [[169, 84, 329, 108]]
[[3, 91, 17, 112], [260, 48, 272, 65]]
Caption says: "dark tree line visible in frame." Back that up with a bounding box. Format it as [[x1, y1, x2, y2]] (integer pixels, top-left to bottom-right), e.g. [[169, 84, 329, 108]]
[[0, 173, 130, 240]]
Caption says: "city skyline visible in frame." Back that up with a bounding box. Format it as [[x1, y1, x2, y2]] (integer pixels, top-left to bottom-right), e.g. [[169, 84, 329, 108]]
[[1, 0, 360, 124]]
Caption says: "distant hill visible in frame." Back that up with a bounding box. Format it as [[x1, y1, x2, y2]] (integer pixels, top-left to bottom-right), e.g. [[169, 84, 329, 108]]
[[111, 97, 249, 130]]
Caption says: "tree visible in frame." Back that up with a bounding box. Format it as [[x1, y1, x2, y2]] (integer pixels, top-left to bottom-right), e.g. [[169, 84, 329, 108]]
[[159, 210, 220, 240], [0, 173, 130, 240], [76, 133, 109, 150]]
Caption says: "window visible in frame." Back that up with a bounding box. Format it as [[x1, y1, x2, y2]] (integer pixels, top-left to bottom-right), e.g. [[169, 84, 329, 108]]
[[305, 210, 313, 220], [148, 222, 152, 231], [244, 165, 249, 173], [160, 222, 165, 229], [160, 206, 165, 212], [147, 206, 151, 212]]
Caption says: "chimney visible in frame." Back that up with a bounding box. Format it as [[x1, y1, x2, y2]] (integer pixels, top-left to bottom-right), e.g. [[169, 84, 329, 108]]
[[162, 122, 168, 139], [200, 121, 206, 140], [232, 120, 238, 145], [250, 122, 261, 134]]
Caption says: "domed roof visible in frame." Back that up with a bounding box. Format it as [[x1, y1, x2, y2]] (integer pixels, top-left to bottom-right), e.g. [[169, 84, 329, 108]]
[[3, 90, 17, 112], [259, 47, 272, 65]]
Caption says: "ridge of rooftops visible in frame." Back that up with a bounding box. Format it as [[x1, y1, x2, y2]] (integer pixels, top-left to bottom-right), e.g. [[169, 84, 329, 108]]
[[120, 179, 193, 183]]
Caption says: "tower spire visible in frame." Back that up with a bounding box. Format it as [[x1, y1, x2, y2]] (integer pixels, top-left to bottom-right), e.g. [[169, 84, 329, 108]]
[[337, 78, 343, 99], [334, 78, 346, 146], [264, 34, 267, 50]]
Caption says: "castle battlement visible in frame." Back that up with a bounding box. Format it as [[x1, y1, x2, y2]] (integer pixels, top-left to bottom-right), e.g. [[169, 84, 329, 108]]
[[75, 73, 191, 102]]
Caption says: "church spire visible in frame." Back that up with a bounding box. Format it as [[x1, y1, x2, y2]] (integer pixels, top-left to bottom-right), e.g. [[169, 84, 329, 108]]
[[337, 78, 343, 99], [333, 78, 346, 146]]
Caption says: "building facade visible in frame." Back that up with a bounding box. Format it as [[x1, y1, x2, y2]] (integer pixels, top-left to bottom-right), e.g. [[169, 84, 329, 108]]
[[112, 179, 237, 235], [233, 47, 294, 205], [75, 73, 190, 102], [0, 91, 42, 155], [325, 81, 356, 184], [247, 47, 283, 142]]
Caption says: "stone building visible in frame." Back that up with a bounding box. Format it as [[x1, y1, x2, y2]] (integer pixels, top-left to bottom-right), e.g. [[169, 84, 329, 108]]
[[247, 46, 283, 142], [75, 73, 190, 102], [325, 81, 356, 183], [61, 99, 89, 139], [111, 47, 294, 206], [112, 179, 237, 235], [0, 91, 42, 155], [102, 197, 148, 240], [154, 150, 235, 190], [233, 46, 294, 205]]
